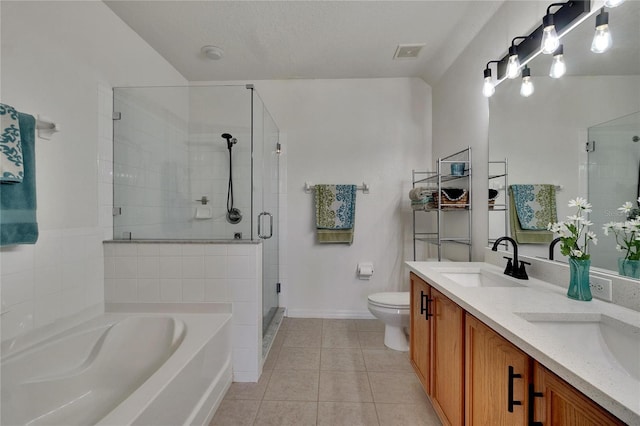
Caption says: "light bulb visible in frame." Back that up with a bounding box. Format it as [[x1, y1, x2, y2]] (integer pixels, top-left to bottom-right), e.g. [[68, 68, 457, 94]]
[[604, 0, 624, 7], [482, 76, 495, 97], [506, 45, 521, 79], [549, 45, 566, 78], [549, 55, 566, 78], [541, 14, 560, 54], [520, 66, 534, 97], [591, 25, 612, 53], [591, 9, 612, 53]]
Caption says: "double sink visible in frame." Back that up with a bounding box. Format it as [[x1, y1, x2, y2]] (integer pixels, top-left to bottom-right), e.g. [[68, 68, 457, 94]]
[[429, 264, 640, 382]]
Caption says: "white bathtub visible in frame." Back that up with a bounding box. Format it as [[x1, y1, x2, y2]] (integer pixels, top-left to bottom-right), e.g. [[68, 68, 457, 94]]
[[1, 312, 232, 426]]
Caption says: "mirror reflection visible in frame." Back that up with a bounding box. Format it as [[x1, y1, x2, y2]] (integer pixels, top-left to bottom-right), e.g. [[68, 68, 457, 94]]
[[488, 0, 640, 279]]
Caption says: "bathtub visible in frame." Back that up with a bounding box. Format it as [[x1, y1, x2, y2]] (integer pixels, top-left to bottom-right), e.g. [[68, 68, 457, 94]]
[[1, 312, 232, 426]]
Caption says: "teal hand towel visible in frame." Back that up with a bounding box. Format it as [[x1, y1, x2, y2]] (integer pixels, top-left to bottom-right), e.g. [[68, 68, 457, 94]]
[[1, 111, 38, 246], [315, 184, 356, 244], [0, 103, 24, 183]]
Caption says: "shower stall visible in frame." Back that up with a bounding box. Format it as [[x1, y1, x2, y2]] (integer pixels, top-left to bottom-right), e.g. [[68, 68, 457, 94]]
[[112, 84, 280, 335], [588, 111, 640, 271]]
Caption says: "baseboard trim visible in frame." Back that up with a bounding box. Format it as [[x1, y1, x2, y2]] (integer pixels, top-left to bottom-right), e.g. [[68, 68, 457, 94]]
[[285, 309, 375, 319]]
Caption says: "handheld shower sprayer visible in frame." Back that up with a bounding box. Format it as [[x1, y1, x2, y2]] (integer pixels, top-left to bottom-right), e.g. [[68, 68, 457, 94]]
[[221, 133, 238, 150], [221, 133, 242, 225]]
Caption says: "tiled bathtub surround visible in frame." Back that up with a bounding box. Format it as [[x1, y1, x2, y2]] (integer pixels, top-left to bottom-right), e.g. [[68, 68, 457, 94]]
[[1, 228, 105, 342], [104, 240, 263, 381]]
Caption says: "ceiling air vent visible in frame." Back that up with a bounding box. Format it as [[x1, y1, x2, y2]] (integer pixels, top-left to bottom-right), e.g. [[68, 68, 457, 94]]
[[393, 44, 425, 59]]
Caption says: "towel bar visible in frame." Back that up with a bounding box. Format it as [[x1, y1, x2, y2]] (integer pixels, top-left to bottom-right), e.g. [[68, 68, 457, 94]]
[[304, 182, 369, 194], [36, 115, 59, 139]]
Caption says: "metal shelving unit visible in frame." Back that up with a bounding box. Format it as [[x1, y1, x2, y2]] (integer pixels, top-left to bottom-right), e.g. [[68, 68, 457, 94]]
[[488, 159, 508, 248], [412, 147, 472, 261]]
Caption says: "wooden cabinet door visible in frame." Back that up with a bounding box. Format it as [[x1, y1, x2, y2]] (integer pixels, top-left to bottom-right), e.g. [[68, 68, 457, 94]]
[[410, 272, 431, 393], [431, 288, 465, 426], [465, 313, 530, 426], [533, 362, 625, 426]]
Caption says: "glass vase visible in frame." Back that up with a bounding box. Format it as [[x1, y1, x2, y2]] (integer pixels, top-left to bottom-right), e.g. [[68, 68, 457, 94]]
[[618, 258, 640, 279], [567, 258, 592, 301]]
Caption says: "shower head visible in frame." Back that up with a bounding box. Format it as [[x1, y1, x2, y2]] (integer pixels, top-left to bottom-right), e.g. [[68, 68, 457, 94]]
[[221, 133, 238, 149]]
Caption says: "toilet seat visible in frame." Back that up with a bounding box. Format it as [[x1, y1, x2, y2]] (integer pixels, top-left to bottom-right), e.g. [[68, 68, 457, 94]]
[[367, 292, 409, 309]]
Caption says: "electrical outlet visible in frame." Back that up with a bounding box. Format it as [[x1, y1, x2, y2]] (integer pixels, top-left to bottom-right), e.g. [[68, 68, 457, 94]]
[[589, 275, 612, 301]]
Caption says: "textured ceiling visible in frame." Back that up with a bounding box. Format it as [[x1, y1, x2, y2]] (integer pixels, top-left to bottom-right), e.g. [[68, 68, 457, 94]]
[[105, 1, 503, 85]]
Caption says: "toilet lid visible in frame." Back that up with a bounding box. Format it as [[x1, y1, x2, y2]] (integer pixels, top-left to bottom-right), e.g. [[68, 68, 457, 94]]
[[368, 292, 410, 308]]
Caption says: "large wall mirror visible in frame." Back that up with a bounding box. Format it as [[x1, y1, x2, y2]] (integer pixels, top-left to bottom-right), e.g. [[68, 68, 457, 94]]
[[488, 0, 640, 279]]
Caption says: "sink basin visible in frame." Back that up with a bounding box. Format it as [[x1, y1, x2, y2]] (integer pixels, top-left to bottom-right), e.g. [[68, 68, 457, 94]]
[[440, 268, 526, 288], [518, 313, 640, 380]]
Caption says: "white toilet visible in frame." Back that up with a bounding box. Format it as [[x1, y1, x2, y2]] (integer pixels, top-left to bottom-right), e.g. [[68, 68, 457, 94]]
[[367, 292, 410, 352]]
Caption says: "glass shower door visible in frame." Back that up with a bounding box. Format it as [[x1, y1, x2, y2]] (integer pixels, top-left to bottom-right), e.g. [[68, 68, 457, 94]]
[[253, 90, 280, 335]]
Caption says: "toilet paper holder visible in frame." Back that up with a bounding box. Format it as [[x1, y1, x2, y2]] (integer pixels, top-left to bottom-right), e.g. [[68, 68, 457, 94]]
[[357, 262, 374, 280]]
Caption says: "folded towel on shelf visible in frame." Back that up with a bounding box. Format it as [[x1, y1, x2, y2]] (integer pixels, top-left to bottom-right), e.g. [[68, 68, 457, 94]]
[[0, 103, 24, 183], [510, 184, 557, 230], [1, 111, 38, 246], [508, 187, 553, 244], [315, 184, 356, 244], [409, 187, 432, 201]]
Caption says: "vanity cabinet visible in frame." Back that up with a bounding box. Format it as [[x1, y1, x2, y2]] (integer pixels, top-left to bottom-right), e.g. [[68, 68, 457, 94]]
[[409, 272, 626, 426], [465, 313, 530, 426], [410, 272, 431, 392], [532, 362, 626, 426], [410, 273, 465, 426]]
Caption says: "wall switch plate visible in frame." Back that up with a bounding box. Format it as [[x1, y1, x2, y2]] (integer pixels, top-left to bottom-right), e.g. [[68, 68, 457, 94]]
[[589, 276, 612, 301]]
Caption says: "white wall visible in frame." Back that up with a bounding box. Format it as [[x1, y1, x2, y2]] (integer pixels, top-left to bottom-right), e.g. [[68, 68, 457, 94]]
[[432, 1, 549, 261], [0, 1, 186, 341], [253, 78, 432, 317]]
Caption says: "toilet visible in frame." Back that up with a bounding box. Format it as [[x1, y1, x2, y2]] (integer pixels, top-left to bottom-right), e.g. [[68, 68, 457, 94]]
[[367, 292, 410, 352]]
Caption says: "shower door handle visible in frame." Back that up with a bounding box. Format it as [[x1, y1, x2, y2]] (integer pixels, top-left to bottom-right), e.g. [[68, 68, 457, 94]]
[[258, 212, 273, 239]]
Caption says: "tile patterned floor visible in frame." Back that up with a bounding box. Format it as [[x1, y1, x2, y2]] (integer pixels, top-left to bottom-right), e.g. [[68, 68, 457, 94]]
[[210, 318, 442, 426]]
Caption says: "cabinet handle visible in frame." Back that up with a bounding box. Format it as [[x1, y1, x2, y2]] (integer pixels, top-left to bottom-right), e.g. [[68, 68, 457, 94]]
[[508, 366, 523, 412], [527, 383, 544, 426], [426, 297, 433, 320], [419, 291, 433, 320]]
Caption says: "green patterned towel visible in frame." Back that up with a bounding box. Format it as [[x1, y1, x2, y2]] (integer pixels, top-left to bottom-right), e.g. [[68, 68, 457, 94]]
[[315, 184, 356, 244], [510, 184, 557, 230], [508, 187, 554, 244]]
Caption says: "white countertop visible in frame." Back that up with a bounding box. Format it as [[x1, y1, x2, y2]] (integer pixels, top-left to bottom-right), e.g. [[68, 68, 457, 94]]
[[406, 261, 640, 425]]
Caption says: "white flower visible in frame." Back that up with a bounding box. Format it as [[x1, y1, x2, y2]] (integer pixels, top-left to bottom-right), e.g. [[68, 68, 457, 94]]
[[587, 231, 598, 245], [571, 249, 583, 258], [618, 201, 633, 214], [566, 215, 583, 222], [569, 198, 590, 209], [582, 220, 593, 227], [616, 244, 624, 252]]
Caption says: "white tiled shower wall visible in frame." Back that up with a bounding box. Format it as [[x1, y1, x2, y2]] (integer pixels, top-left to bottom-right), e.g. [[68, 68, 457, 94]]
[[103, 241, 263, 382]]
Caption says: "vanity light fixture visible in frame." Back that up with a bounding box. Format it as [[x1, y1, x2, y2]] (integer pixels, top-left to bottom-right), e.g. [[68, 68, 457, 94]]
[[482, 60, 501, 98], [520, 66, 535, 97], [549, 45, 567, 78], [603, 0, 624, 7], [541, 2, 568, 54], [506, 37, 528, 79], [591, 8, 612, 53]]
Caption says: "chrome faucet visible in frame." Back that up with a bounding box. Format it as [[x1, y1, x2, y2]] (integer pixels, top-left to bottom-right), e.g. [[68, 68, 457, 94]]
[[491, 236, 529, 280], [549, 237, 562, 260]]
